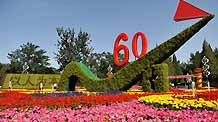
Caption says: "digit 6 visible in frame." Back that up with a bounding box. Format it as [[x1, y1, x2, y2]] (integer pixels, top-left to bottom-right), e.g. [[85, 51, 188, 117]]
[[113, 33, 129, 66]]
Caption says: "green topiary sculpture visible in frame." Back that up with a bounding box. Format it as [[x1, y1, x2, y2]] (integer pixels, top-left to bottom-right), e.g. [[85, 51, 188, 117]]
[[58, 15, 214, 92]]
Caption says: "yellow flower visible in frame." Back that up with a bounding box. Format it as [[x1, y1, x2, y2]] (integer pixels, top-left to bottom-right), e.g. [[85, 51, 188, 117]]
[[138, 94, 218, 110]]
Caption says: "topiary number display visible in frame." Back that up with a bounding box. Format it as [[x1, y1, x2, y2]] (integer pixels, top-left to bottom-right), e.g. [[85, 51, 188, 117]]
[[59, 15, 214, 92]]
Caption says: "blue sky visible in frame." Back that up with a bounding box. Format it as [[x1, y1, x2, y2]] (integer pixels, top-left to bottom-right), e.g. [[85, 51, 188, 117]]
[[0, 0, 217, 68]]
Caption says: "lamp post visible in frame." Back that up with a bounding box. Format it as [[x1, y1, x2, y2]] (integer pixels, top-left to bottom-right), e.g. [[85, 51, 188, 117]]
[[201, 56, 210, 91]]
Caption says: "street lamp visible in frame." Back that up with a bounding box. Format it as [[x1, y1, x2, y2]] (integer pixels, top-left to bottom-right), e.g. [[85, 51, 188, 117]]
[[201, 56, 210, 91]]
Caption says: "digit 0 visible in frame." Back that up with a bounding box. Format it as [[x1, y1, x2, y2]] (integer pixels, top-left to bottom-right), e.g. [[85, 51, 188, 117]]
[[132, 32, 148, 58]]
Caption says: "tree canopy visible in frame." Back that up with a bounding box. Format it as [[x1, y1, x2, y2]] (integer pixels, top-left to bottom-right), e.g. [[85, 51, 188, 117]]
[[7, 42, 53, 73], [186, 39, 218, 83], [55, 27, 123, 78], [55, 27, 93, 70]]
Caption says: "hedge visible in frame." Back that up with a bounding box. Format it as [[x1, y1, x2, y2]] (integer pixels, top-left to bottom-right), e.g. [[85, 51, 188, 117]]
[[2, 74, 60, 89], [59, 15, 214, 92], [140, 64, 169, 92], [141, 68, 153, 92]]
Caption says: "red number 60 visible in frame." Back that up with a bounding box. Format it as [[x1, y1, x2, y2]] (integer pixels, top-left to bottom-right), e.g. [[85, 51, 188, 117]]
[[114, 32, 148, 66]]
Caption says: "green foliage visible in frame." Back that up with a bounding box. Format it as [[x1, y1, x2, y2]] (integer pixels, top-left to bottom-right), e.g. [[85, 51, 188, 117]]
[[141, 68, 153, 92], [55, 27, 93, 70], [152, 64, 169, 92], [189, 51, 202, 69], [141, 80, 152, 92], [140, 64, 169, 92], [87, 52, 124, 78], [164, 55, 185, 84], [55, 27, 123, 77], [7, 42, 53, 74], [165, 55, 184, 75], [59, 15, 214, 92], [0, 63, 10, 86], [186, 39, 218, 84], [214, 48, 218, 58], [214, 48, 218, 82], [201, 40, 218, 83], [2, 74, 60, 89]]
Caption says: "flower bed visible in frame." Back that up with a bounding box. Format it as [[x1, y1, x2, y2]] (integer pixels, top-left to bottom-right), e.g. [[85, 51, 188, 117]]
[[0, 89, 218, 121], [0, 100, 218, 121], [138, 94, 218, 111], [0, 91, 152, 108], [196, 91, 218, 100]]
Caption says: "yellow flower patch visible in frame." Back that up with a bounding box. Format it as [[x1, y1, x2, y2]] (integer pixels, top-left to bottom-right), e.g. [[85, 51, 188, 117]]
[[138, 94, 218, 110]]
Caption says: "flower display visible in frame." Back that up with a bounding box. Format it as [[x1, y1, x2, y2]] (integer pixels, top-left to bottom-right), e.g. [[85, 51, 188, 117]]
[[0, 100, 218, 121], [138, 94, 218, 110], [196, 91, 218, 100], [0, 90, 218, 121], [0, 91, 151, 108]]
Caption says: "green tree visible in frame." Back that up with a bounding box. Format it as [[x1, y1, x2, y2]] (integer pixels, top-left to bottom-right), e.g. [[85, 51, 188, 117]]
[[214, 47, 218, 59], [189, 51, 202, 70], [172, 54, 184, 75], [164, 54, 183, 76], [214, 48, 218, 67], [201, 40, 218, 82], [56, 27, 93, 70], [0, 63, 10, 74], [185, 40, 218, 83], [164, 54, 184, 85], [87, 52, 123, 78], [7, 42, 51, 73], [164, 57, 174, 75], [0, 63, 10, 86]]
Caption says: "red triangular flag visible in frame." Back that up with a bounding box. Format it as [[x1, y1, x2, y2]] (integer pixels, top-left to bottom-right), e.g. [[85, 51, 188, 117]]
[[174, 0, 210, 21]]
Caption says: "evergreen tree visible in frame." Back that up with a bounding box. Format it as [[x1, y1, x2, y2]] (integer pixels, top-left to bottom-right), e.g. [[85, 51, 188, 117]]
[[214, 48, 218, 68], [164, 57, 175, 75], [56, 27, 93, 70], [214, 47, 218, 58], [172, 54, 178, 64], [186, 40, 218, 83], [165, 54, 183, 76], [189, 51, 201, 70], [7, 42, 51, 73], [164, 54, 184, 85], [201, 40, 218, 82]]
